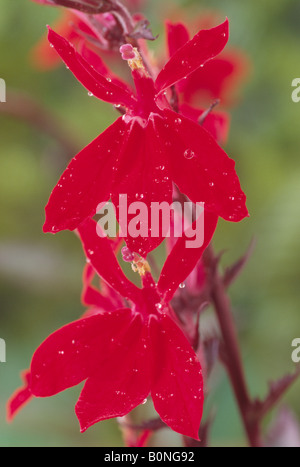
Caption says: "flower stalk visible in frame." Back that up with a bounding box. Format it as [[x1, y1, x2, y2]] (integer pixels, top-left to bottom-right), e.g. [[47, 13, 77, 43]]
[[203, 244, 262, 447]]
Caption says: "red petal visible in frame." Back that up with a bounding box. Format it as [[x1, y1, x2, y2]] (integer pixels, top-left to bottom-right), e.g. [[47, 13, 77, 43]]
[[166, 21, 190, 57], [77, 218, 142, 303], [48, 27, 136, 108], [158, 211, 218, 301], [150, 315, 203, 440], [155, 19, 229, 93], [81, 264, 122, 311], [30, 308, 134, 397], [154, 109, 249, 222], [181, 51, 250, 106], [31, 11, 80, 70], [80, 44, 134, 95], [7, 370, 33, 422], [111, 116, 173, 257], [43, 117, 126, 233], [75, 318, 151, 432], [180, 103, 230, 145]]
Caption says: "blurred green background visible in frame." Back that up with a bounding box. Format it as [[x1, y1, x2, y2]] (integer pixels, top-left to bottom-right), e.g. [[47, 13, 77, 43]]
[[0, 0, 300, 447]]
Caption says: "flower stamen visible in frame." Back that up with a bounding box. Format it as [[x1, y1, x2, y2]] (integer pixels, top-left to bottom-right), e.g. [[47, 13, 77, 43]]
[[120, 44, 148, 75]]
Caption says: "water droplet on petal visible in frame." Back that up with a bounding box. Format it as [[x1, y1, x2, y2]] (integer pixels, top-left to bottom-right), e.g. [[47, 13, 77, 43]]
[[142, 398, 147, 405], [179, 282, 186, 289], [88, 92, 94, 97], [184, 149, 196, 160]]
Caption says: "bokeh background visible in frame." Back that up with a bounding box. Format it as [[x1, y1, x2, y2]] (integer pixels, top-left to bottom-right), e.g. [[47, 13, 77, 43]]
[[0, 0, 300, 447]]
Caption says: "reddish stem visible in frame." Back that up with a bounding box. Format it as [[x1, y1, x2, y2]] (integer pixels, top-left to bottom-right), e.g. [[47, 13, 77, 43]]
[[203, 244, 262, 447]]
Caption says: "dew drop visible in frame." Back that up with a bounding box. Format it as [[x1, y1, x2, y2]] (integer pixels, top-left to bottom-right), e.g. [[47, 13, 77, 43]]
[[184, 149, 196, 160], [142, 398, 148, 405], [88, 92, 94, 97], [209, 182, 215, 187], [155, 303, 163, 311], [179, 282, 186, 289]]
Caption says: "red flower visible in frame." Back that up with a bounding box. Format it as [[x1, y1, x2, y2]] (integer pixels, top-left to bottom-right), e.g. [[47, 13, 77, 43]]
[[166, 20, 250, 108], [43, 19, 248, 257], [9, 213, 217, 439], [30, 10, 88, 70]]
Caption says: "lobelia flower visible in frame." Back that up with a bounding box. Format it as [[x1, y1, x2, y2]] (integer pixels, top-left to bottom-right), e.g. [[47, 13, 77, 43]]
[[166, 18, 250, 108], [6, 261, 122, 423], [42, 19, 248, 257], [30, 0, 152, 70], [30, 10, 91, 70], [164, 18, 249, 147], [8, 213, 218, 439], [30, 0, 124, 70]]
